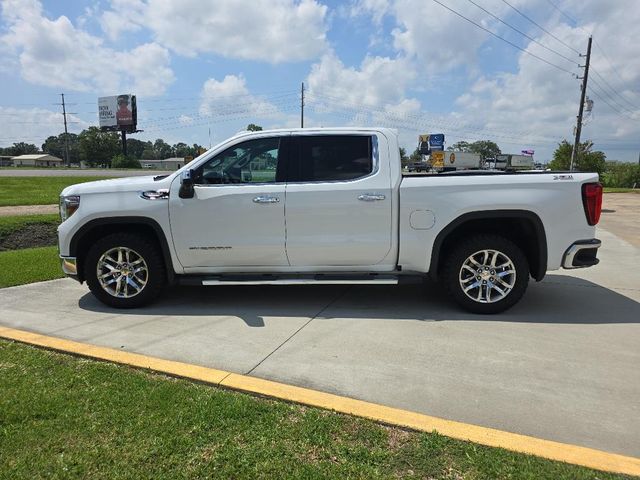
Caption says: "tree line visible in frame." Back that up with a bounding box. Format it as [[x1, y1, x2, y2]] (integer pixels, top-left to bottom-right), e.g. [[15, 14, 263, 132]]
[[0, 127, 205, 167]]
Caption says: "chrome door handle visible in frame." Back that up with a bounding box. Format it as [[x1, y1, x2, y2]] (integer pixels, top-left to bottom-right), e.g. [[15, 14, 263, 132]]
[[253, 195, 280, 204], [358, 193, 386, 202]]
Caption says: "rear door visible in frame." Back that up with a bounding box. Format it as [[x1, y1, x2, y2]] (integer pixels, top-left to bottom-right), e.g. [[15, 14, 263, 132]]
[[284, 134, 393, 267]]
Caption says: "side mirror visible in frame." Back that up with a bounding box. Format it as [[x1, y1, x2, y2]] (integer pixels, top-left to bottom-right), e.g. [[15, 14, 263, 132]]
[[179, 169, 195, 199]]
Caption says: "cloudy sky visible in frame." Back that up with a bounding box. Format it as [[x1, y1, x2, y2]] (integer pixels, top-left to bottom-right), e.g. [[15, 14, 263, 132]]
[[1, 0, 638, 161]]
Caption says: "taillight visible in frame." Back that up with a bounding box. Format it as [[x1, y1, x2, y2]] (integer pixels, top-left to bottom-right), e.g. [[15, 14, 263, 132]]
[[581, 182, 603, 226]]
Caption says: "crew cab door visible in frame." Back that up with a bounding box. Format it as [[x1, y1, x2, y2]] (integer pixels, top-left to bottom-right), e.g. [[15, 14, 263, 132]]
[[284, 134, 393, 267], [169, 136, 288, 269]]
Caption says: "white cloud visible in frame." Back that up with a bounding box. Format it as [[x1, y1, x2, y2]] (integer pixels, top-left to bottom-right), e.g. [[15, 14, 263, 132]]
[[101, 0, 329, 63], [199, 75, 285, 119], [0, 106, 89, 148], [0, 0, 174, 95], [306, 52, 419, 111]]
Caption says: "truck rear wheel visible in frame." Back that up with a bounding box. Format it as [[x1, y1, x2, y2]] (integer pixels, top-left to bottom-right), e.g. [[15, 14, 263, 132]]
[[442, 234, 529, 314], [84, 232, 166, 308]]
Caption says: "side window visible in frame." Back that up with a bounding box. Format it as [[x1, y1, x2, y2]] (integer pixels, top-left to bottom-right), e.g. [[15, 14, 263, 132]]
[[294, 135, 373, 182], [196, 137, 281, 184]]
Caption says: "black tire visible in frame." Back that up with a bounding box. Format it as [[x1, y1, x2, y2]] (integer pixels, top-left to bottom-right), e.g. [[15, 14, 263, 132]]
[[442, 234, 529, 314], [84, 232, 166, 308]]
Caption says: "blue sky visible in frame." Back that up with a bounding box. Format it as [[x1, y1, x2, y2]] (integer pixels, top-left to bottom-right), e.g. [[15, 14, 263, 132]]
[[1, 0, 639, 161]]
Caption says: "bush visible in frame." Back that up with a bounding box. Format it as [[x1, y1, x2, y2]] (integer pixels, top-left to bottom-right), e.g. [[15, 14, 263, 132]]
[[111, 154, 141, 169], [602, 162, 640, 188]]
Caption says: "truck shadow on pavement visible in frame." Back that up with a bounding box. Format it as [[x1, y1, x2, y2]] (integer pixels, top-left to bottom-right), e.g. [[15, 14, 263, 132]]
[[77, 274, 640, 327]]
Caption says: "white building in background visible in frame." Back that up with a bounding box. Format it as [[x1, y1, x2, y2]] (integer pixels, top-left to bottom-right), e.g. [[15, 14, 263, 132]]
[[12, 154, 64, 167], [140, 158, 186, 170]]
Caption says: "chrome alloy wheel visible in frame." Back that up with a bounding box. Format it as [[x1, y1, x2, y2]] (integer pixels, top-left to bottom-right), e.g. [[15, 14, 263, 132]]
[[96, 247, 148, 298], [459, 249, 516, 304]]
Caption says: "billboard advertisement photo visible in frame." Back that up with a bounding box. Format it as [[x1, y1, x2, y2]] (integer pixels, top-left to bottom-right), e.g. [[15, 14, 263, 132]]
[[98, 94, 136, 132]]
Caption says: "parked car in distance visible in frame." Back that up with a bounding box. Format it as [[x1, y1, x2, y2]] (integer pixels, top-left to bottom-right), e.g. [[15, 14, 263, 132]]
[[58, 128, 603, 314]]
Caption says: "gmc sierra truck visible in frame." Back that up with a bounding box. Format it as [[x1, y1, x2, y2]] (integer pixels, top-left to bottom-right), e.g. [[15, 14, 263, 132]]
[[58, 128, 603, 314]]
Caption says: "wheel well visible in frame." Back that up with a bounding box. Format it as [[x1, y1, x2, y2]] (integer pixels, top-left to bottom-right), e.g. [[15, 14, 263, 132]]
[[70, 218, 174, 283], [431, 212, 547, 281]]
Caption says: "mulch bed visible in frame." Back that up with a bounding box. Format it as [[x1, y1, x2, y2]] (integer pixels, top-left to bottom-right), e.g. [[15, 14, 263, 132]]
[[0, 223, 58, 251]]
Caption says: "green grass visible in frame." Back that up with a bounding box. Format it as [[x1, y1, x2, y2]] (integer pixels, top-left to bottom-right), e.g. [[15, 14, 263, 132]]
[[0, 214, 60, 237], [0, 246, 63, 287], [603, 187, 640, 193], [0, 341, 632, 479], [0, 176, 112, 206]]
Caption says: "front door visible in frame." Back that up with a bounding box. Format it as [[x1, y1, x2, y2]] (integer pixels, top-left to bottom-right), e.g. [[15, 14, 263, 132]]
[[169, 136, 288, 269]]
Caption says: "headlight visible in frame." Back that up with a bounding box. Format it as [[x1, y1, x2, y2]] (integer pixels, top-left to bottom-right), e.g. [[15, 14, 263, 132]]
[[60, 195, 80, 222]]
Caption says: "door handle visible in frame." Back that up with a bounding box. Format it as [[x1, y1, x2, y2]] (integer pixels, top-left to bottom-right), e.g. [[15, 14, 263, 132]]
[[253, 195, 280, 204], [358, 193, 386, 202]]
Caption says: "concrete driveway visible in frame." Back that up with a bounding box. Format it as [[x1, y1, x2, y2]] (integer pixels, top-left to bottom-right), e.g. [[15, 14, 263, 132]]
[[1, 227, 639, 459]]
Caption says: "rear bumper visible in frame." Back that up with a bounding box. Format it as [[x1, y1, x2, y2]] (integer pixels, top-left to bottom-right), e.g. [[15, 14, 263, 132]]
[[60, 256, 81, 282], [562, 239, 601, 269]]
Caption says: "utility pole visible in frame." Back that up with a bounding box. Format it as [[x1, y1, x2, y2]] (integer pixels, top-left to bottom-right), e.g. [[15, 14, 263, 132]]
[[570, 35, 592, 171], [60, 93, 70, 167], [300, 82, 305, 128]]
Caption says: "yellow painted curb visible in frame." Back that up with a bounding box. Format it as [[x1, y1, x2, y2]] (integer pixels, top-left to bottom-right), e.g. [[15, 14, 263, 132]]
[[1, 326, 639, 477]]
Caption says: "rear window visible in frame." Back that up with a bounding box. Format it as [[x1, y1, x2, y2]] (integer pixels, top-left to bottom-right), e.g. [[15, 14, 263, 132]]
[[292, 135, 373, 182]]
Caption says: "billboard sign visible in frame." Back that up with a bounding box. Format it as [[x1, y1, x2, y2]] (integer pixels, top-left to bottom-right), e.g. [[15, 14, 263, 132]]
[[98, 94, 137, 132], [428, 133, 445, 147]]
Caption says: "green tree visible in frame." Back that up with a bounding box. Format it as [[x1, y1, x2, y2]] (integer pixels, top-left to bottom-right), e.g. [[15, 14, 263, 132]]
[[246, 123, 263, 131], [4, 142, 39, 156], [409, 148, 422, 163], [126, 138, 148, 159], [173, 142, 190, 158], [451, 141, 471, 152], [602, 161, 640, 188], [111, 154, 142, 169], [549, 140, 606, 176], [153, 139, 173, 159], [469, 140, 501, 160], [42, 133, 80, 163], [78, 127, 120, 166], [399, 147, 409, 168]]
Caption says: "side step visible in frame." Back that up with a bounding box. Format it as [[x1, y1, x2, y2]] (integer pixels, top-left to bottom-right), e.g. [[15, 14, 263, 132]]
[[201, 278, 399, 286], [176, 274, 414, 287]]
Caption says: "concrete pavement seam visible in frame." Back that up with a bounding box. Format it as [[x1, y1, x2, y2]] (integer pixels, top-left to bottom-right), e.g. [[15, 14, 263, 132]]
[[245, 287, 351, 375], [1, 325, 639, 476]]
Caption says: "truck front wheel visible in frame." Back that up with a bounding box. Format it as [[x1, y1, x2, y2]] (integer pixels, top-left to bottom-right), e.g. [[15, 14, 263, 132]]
[[442, 234, 529, 314], [84, 232, 166, 308]]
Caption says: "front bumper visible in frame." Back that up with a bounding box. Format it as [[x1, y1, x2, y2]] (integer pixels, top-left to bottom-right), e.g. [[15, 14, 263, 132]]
[[562, 239, 601, 269], [60, 256, 80, 281]]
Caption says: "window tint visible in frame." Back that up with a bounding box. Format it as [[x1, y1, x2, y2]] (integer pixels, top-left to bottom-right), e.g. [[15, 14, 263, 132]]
[[197, 137, 281, 184], [293, 135, 372, 182]]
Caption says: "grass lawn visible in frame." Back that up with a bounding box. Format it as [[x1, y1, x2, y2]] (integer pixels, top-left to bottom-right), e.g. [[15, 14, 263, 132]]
[[0, 340, 631, 480], [0, 176, 112, 206], [0, 246, 63, 287], [0, 213, 60, 237], [603, 187, 639, 193]]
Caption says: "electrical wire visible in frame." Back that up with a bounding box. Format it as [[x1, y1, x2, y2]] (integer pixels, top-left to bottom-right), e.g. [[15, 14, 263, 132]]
[[464, 0, 577, 64], [430, 0, 577, 76], [498, 0, 581, 55]]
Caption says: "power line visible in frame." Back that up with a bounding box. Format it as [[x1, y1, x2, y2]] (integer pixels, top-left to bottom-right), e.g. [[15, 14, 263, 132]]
[[464, 0, 577, 64], [588, 75, 638, 116], [587, 85, 637, 120], [498, 0, 581, 55], [430, 0, 577, 76], [544, 0, 578, 25]]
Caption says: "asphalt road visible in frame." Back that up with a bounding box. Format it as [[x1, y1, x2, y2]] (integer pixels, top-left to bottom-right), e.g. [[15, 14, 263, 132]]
[[1, 220, 639, 458], [0, 169, 172, 177]]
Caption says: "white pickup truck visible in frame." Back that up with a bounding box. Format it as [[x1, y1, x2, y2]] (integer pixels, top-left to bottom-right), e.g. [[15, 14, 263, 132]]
[[58, 128, 603, 314]]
